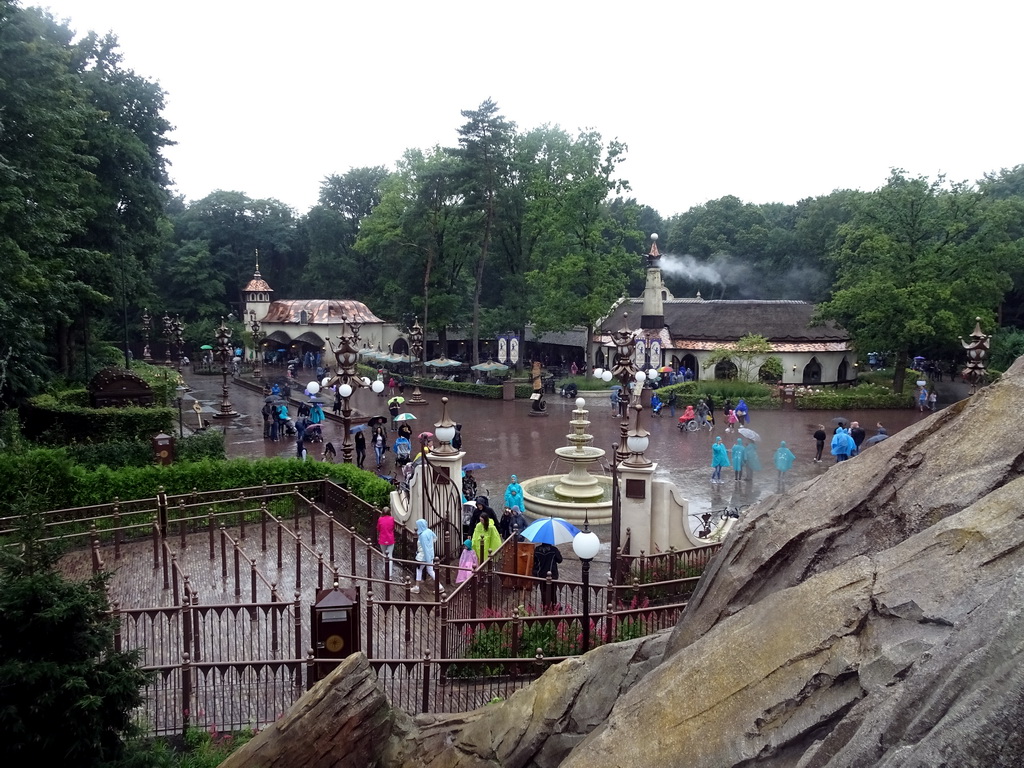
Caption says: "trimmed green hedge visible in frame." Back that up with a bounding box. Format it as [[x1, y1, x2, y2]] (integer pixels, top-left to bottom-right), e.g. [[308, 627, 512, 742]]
[[24, 391, 175, 444], [794, 385, 914, 409], [0, 449, 392, 515], [655, 381, 780, 410], [64, 430, 226, 469]]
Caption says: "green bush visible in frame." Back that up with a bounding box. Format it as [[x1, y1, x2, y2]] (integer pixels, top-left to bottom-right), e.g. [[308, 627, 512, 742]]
[[0, 450, 391, 515], [24, 392, 174, 445], [794, 384, 914, 409], [555, 375, 610, 391], [656, 381, 779, 409], [175, 430, 226, 463]]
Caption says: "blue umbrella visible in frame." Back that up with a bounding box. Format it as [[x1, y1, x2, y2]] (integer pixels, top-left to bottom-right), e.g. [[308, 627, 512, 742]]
[[463, 462, 488, 471], [349, 424, 369, 434], [520, 517, 581, 545]]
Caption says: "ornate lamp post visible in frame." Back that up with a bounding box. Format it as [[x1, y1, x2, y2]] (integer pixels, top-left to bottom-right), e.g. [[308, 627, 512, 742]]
[[432, 397, 458, 456], [624, 403, 653, 468], [959, 317, 992, 394], [141, 309, 153, 362], [609, 313, 640, 463], [249, 310, 264, 379], [172, 314, 185, 371], [407, 317, 428, 407], [572, 521, 601, 653], [162, 313, 174, 366], [212, 317, 239, 418], [175, 385, 187, 437], [326, 317, 376, 463]]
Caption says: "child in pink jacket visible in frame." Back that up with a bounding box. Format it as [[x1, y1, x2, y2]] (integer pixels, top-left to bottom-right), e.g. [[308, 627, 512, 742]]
[[455, 539, 478, 583]]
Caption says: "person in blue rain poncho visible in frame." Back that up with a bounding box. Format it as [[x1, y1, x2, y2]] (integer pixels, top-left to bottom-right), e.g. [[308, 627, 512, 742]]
[[731, 438, 745, 482], [774, 440, 796, 490], [710, 436, 731, 484], [504, 474, 524, 511], [735, 399, 750, 424], [831, 427, 854, 463], [411, 519, 443, 594], [742, 439, 762, 480]]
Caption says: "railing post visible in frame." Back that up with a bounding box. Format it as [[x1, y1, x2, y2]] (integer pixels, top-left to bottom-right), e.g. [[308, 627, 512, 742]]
[[175, 499, 186, 549], [251, 559, 258, 603], [274, 516, 282, 569], [208, 512, 215, 560], [328, 516, 336, 563], [404, 581, 412, 644], [439, 601, 448, 684], [238, 492, 246, 539], [112, 601, 122, 653], [220, 524, 228, 580], [486, 557, 494, 611], [510, 608, 521, 679], [294, 592, 303, 688], [157, 485, 168, 538], [171, 554, 179, 606], [189, 587, 200, 662], [349, 532, 356, 575], [181, 652, 192, 737], [295, 534, 302, 592], [309, 501, 316, 544], [233, 546, 241, 597], [271, 585, 279, 655], [113, 501, 122, 560], [421, 652, 431, 714], [365, 589, 374, 659], [605, 577, 616, 644], [152, 517, 160, 569], [317, 551, 324, 591], [261, 501, 268, 552], [162, 543, 169, 590], [306, 649, 316, 692]]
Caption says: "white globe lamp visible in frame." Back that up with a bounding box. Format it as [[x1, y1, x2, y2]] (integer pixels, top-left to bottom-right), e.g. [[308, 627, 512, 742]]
[[575, 397, 586, 409], [339, 383, 353, 398], [371, 380, 385, 394], [572, 530, 600, 561], [307, 381, 320, 395], [601, 370, 613, 382]]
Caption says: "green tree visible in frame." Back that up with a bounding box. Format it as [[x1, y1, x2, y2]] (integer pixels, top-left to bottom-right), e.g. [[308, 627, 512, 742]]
[[0, 517, 150, 767], [300, 166, 390, 299], [452, 99, 515, 363], [704, 333, 774, 382], [525, 128, 639, 362], [818, 170, 1016, 393]]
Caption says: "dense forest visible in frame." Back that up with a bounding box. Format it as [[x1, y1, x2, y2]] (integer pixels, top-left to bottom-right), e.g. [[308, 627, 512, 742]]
[[3, 0, 1024, 405]]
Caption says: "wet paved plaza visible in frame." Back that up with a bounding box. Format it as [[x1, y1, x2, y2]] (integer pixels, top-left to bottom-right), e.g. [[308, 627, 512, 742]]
[[183, 369, 939, 522]]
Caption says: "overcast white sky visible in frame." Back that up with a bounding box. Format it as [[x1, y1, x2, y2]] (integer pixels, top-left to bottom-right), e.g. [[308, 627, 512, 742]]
[[37, 0, 1023, 218]]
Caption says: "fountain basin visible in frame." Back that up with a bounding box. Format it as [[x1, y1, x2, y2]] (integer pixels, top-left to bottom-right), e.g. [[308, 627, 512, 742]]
[[521, 475, 613, 524]]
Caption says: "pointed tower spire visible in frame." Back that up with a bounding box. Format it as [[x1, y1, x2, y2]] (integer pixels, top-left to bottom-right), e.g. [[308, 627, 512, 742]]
[[641, 233, 665, 329]]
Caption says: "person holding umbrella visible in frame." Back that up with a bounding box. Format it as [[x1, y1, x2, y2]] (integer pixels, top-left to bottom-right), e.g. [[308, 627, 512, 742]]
[[774, 440, 796, 491], [533, 541, 563, 610], [743, 438, 762, 481], [731, 437, 745, 482], [388, 398, 401, 431]]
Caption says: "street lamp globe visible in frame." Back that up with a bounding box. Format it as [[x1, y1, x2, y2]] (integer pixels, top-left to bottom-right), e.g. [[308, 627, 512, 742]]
[[593, 367, 604, 378], [339, 383, 353, 398], [601, 370, 613, 382], [361, 376, 372, 387], [572, 529, 600, 561], [371, 379, 385, 393], [575, 397, 586, 409], [635, 370, 647, 384]]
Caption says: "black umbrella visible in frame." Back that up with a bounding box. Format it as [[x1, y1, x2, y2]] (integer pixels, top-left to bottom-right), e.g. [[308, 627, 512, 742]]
[[865, 434, 889, 446], [368, 416, 388, 426], [831, 417, 848, 426]]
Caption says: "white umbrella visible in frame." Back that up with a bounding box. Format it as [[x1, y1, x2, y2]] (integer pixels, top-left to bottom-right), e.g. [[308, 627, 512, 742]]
[[520, 517, 581, 545], [738, 427, 760, 442]]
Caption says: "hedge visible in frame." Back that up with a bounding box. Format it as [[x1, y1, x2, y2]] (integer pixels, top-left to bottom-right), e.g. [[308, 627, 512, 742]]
[[24, 391, 175, 444], [0, 449, 392, 515], [794, 385, 914, 409], [655, 381, 780, 410], [64, 430, 226, 469]]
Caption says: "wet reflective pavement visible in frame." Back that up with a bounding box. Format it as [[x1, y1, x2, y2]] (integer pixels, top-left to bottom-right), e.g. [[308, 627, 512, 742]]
[[181, 370, 940, 521]]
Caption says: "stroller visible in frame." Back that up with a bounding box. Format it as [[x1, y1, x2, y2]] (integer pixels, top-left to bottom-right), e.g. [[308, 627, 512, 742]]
[[303, 422, 323, 443], [394, 436, 412, 465]]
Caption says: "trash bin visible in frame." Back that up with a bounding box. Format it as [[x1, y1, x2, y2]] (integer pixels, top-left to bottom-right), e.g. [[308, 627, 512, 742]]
[[502, 381, 516, 401]]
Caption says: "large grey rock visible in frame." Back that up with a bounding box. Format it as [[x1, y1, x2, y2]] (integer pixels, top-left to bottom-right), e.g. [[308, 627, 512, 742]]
[[241, 359, 1024, 767]]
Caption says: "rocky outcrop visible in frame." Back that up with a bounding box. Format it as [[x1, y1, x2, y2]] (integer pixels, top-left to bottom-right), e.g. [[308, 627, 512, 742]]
[[233, 359, 1024, 767], [219, 653, 395, 768]]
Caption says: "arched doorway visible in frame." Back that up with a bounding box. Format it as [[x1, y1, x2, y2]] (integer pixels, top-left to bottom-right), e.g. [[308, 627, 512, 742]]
[[681, 354, 699, 381], [714, 359, 737, 380], [595, 349, 606, 369], [392, 337, 409, 355], [802, 357, 822, 384], [837, 357, 849, 382]]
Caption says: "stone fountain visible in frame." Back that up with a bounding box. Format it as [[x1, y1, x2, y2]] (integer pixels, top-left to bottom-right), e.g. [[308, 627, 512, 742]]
[[521, 398, 613, 524]]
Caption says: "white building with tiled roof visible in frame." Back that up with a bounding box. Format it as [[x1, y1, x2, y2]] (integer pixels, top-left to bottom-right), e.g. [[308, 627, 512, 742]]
[[594, 238, 855, 385]]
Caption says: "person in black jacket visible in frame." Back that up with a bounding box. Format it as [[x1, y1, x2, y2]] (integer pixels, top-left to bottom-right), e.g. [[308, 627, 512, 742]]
[[849, 421, 866, 456], [813, 424, 826, 462], [533, 543, 563, 611]]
